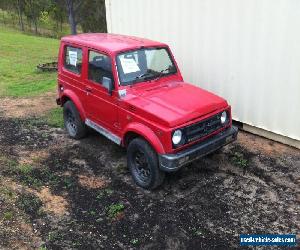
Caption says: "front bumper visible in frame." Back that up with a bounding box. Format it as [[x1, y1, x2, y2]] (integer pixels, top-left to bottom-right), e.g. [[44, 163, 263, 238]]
[[158, 126, 238, 172]]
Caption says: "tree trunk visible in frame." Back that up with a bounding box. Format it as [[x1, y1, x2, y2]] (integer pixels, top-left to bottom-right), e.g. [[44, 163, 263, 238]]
[[20, 13, 24, 31], [60, 16, 63, 32], [17, 0, 24, 31], [28, 0, 31, 31], [28, 19, 31, 30], [67, 0, 77, 35], [34, 19, 38, 34]]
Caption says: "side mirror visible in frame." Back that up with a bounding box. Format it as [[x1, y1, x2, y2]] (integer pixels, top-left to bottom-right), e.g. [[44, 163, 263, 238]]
[[102, 77, 113, 95]]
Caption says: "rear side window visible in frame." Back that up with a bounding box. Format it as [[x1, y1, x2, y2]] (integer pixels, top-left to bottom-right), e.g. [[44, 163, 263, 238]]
[[64, 46, 82, 74], [88, 50, 113, 84]]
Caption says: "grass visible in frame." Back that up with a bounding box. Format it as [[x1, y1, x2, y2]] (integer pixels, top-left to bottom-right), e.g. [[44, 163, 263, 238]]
[[0, 27, 64, 127], [96, 188, 114, 200], [0, 26, 59, 97], [18, 164, 34, 175], [231, 152, 248, 168], [107, 203, 125, 219], [14, 164, 43, 188], [3, 211, 14, 221], [1, 153, 64, 190], [0, 156, 44, 188], [0, 26, 64, 127], [45, 107, 64, 128], [17, 193, 43, 216], [26, 107, 64, 129], [0, 155, 18, 169], [48, 230, 63, 243], [0, 187, 15, 199], [130, 238, 139, 245]]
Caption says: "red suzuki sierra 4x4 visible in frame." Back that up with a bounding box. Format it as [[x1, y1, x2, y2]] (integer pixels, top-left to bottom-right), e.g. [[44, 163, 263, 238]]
[[56, 33, 238, 189]]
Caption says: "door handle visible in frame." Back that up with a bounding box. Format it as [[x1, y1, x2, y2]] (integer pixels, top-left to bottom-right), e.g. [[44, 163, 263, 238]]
[[85, 87, 92, 93]]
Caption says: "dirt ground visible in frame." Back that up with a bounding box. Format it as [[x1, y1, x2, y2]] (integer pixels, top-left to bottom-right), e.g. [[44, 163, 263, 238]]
[[0, 95, 299, 249]]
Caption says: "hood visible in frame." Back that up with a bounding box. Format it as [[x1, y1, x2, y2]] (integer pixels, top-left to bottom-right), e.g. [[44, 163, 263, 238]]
[[124, 82, 228, 127]]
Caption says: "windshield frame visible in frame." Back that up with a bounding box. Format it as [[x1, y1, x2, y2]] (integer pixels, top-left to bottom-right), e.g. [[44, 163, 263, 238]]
[[116, 46, 178, 86]]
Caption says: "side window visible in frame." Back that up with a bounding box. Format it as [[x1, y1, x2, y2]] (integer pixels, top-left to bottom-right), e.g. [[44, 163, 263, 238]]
[[88, 50, 113, 84], [64, 46, 82, 74]]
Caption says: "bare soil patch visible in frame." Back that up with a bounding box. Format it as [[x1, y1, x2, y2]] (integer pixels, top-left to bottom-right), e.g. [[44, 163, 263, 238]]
[[0, 106, 299, 249], [0, 178, 43, 250], [0, 92, 56, 118], [18, 149, 50, 165], [78, 174, 109, 189], [238, 130, 299, 156], [35, 187, 69, 216]]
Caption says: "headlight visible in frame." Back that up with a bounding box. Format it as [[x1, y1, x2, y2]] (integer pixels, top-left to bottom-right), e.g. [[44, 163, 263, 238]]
[[220, 111, 228, 124], [172, 130, 182, 145]]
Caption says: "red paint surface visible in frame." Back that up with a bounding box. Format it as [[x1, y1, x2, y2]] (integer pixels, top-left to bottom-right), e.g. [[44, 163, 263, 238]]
[[57, 33, 232, 154]]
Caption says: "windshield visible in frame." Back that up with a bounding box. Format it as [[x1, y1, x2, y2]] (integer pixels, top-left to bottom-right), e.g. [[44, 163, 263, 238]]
[[116, 47, 177, 85]]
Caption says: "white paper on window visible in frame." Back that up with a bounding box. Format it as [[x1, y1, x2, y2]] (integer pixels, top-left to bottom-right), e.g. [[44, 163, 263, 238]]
[[68, 50, 78, 66], [120, 57, 140, 74]]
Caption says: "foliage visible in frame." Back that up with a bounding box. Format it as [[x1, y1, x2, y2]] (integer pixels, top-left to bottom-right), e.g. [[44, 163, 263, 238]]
[[39, 10, 50, 24], [0, 0, 107, 36], [80, 0, 106, 33], [0, 7, 69, 38]]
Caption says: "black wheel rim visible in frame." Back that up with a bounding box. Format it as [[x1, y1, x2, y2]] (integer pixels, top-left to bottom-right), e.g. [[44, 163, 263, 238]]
[[66, 110, 77, 136], [133, 149, 151, 183]]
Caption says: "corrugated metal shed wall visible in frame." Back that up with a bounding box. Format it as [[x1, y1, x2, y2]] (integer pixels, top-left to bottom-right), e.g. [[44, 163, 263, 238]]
[[106, 0, 300, 141]]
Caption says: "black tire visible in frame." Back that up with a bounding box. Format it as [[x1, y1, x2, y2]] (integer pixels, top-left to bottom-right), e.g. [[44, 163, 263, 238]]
[[63, 101, 87, 139], [127, 138, 165, 190]]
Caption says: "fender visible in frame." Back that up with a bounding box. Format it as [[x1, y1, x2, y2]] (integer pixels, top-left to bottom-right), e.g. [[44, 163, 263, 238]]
[[62, 89, 86, 120], [123, 122, 165, 154]]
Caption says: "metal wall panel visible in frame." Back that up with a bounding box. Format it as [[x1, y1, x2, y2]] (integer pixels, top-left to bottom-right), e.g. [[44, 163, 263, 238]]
[[106, 0, 300, 141]]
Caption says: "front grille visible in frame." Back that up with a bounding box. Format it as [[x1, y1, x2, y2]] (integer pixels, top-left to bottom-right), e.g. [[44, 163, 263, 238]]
[[183, 112, 224, 143]]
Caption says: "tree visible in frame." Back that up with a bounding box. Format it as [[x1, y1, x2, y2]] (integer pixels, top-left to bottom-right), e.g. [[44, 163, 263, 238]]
[[80, 0, 106, 33], [48, 2, 65, 32], [24, 0, 42, 34], [14, 0, 25, 31], [57, 0, 106, 35], [65, 0, 82, 34], [0, 0, 107, 35]]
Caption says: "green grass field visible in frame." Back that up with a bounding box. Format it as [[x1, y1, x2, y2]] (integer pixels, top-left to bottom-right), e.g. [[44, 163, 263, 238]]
[[0, 26, 59, 97]]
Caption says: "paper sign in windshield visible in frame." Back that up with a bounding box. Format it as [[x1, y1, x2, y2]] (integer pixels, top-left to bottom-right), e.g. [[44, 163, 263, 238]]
[[120, 57, 140, 74], [68, 50, 77, 66]]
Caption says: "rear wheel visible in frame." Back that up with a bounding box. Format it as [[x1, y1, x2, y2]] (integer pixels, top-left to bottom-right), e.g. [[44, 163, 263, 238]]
[[127, 138, 165, 189], [63, 101, 87, 139]]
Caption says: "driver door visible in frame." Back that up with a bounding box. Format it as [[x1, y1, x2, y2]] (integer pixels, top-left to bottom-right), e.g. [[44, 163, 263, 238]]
[[84, 50, 119, 133]]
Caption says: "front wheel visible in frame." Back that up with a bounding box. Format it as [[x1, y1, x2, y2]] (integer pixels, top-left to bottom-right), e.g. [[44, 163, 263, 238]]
[[127, 138, 165, 190]]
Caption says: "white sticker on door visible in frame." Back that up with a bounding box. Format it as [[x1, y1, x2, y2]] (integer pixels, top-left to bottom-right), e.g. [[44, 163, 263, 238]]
[[68, 50, 77, 66]]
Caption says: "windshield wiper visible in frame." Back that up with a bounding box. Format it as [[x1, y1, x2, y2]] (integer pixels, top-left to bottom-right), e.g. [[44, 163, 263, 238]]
[[133, 70, 156, 82], [153, 68, 171, 81], [131, 67, 175, 84], [135, 72, 153, 80]]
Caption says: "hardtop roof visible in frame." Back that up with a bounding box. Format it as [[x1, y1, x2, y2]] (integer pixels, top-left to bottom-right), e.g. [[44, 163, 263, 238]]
[[61, 33, 167, 53]]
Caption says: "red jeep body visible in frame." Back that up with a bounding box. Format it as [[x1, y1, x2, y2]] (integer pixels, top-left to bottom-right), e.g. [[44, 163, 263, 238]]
[[57, 33, 238, 189]]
